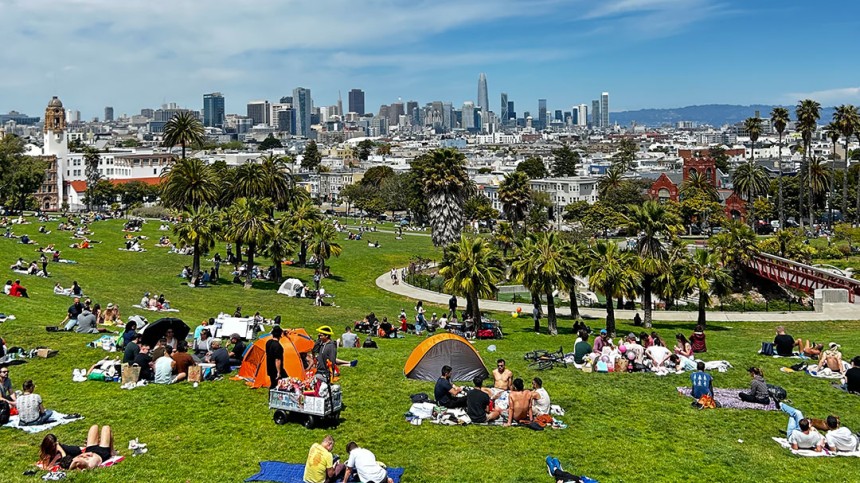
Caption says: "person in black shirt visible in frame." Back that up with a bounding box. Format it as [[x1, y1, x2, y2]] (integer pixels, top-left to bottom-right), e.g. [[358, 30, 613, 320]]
[[844, 356, 860, 394], [774, 326, 795, 357], [265, 326, 285, 389], [466, 376, 500, 423], [448, 295, 457, 319], [434, 365, 466, 408], [133, 344, 154, 381], [228, 334, 246, 366], [206, 339, 231, 374], [123, 333, 141, 364]]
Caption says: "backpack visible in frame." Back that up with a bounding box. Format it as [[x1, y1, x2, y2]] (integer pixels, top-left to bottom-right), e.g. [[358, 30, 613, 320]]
[[0, 400, 10, 425], [767, 384, 787, 402], [760, 342, 774, 356], [410, 393, 430, 404]]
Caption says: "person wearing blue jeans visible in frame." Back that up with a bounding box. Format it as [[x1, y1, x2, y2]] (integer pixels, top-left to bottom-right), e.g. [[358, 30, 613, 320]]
[[781, 402, 804, 437]]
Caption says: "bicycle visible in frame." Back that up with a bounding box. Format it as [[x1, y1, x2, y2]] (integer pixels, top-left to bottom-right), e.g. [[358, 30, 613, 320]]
[[525, 347, 567, 370]]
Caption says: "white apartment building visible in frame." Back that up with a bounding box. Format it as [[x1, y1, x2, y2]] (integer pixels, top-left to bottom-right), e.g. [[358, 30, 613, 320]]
[[528, 176, 600, 206]]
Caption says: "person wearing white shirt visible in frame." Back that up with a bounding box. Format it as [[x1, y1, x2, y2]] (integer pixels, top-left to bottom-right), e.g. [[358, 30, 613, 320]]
[[531, 377, 551, 417], [154, 347, 175, 384], [343, 442, 392, 483], [788, 419, 824, 451], [824, 416, 859, 452]]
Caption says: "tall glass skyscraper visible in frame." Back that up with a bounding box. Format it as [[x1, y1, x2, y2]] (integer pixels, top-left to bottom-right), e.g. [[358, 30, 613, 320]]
[[538, 99, 547, 130], [601, 92, 609, 128], [293, 87, 312, 138], [500, 93, 508, 127], [477, 73, 489, 116], [203, 92, 225, 128], [348, 88, 365, 116], [591, 100, 600, 128]]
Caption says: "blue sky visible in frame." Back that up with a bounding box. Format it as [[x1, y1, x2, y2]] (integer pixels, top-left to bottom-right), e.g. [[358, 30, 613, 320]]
[[1, 0, 858, 120]]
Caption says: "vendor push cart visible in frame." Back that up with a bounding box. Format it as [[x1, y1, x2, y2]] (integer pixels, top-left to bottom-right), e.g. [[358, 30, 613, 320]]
[[269, 385, 343, 429]]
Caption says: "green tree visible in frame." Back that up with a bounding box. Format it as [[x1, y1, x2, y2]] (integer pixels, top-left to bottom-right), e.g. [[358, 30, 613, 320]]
[[625, 201, 680, 327], [120, 138, 141, 148], [287, 199, 323, 266], [833, 105, 859, 221], [805, 156, 831, 223], [357, 139, 374, 161], [159, 158, 218, 210], [516, 156, 548, 179], [710, 220, 759, 283], [119, 180, 157, 208], [173, 205, 219, 280], [498, 171, 532, 232], [551, 145, 580, 177], [680, 171, 719, 202], [492, 221, 516, 258], [83, 146, 102, 211], [163, 111, 204, 160], [770, 107, 791, 229], [511, 232, 570, 334], [611, 138, 638, 172], [228, 162, 268, 200], [438, 235, 504, 321], [597, 166, 623, 199], [463, 195, 498, 227], [708, 145, 730, 172], [259, 134, 283, 151], [308, 220, 343, 277], [360, 166, 395, 188], [259, 153, 295, 210], [262, 219, 298, 283], [301, 140, 322, 172], [85, 179, 117, 210], [584, 240, 640, 335], [680, 249, 731, 325], [410, 148, 471, 247], [220, 140, 245, 150], [7, 156, 48, 214], [796, 99, 821, 227], [225, 198, 274, 288], [824, 122, 841, 227], [731, 161, 769, 228], [526, 191, 552, 232]]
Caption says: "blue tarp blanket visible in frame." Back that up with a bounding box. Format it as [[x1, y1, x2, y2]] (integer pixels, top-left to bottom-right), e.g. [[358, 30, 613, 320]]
[[245, 462, 404, 483]]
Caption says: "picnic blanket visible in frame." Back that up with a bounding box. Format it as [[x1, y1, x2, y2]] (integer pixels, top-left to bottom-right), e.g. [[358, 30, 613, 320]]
[[245, 462, 404, 483], [132, 304, 179, 312], [3, 412, 83, 433], [56, 259, 78, 264], [772, 437, 860, 457], [38, 455, 125, 470], [676, 387, 778, 411], [117, 248, 147, 252], [806, 363, 850, 379]]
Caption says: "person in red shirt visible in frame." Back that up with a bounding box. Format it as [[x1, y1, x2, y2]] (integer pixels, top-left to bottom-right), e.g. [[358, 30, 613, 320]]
[[10, 279, 29, 298]]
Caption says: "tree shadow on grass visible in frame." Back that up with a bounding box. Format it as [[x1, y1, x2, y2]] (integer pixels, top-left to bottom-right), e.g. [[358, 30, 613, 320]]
[[648, 322, 733, 332]]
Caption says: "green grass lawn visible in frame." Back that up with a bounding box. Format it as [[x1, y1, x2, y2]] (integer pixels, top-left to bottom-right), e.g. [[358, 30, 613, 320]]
[[1, 218, 859, 482]]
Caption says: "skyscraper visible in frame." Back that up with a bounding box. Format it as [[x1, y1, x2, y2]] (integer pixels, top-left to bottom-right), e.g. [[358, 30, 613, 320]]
[[293, 87, 312, 138], [477, 73, 489, 116], [591, 100, 600, 128], [203, 92, 225, 128], [507, 101, 516, 122], [462, 101, 476, 130], [601, 92, 610, 128], [538, 99, 547, 130], [104, 106, 114, 123], [406, 101, 419, 125], [500, 93, 508, 127], [247, 100, 270, 126], [577, 104, 588, 127], [348, 89, 365, 116]]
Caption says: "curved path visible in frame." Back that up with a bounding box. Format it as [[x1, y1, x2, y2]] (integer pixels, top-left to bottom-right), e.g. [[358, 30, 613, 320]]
[[375, 271, 860, 323]]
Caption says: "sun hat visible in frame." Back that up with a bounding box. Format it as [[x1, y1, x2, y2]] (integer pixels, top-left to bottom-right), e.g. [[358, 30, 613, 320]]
[[317, 325, 334, 336]]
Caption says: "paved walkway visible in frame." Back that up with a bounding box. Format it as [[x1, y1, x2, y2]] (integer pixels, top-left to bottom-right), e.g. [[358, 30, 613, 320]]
[[375, 271, 860, 322]]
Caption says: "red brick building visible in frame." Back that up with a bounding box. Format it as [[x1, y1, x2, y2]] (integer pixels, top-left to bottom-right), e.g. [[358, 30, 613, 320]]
[[647, 155, 746, 221]]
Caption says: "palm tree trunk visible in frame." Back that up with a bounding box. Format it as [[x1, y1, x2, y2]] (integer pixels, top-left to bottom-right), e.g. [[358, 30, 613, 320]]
[[244, 242, 255, 289], [192, 238, 201, 279], [181, 140, 186, 160], [829, 144, 836, 229], [856, 169, 860, 223], [643, 276, 653, 329], [843, 138, 849, 222], [235, 241, 243, 265], [605, 295, 616, 335], [470, 292, 481, 322], [300, 241, 307, 267], [698, 292, 707, 326], [569, 287, 581, 320], [318, 254, 326, 281], [544, 288, 557, 335], [778, 135, 785, 230], [799, 153, 806, 229], [809, 171, 815, 230]]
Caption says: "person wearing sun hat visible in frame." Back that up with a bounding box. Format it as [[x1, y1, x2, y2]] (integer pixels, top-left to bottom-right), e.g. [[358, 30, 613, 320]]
[[315, 326, 338, 381]]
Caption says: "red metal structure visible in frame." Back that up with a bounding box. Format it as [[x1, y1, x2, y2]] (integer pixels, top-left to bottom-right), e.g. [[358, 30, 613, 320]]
[[745, 253, 860, 303]]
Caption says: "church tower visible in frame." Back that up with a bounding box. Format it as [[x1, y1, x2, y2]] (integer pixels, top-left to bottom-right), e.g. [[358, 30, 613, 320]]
[[44, 96, 68, 208]]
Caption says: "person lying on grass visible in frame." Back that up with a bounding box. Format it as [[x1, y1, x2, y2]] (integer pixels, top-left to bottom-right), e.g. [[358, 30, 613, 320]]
[[817, 343, 846, 375], [824, 415, 860, 453], [63, 425, 116, 470]]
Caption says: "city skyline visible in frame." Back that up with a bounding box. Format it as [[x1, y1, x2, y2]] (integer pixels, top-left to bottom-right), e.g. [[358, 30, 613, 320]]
[[1, 0, 859, 119]]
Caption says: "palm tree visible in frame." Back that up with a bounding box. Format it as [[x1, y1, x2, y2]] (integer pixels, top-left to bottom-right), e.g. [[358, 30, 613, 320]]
[[833, 105, 859, 221], [173, 205, 219, 280], [259, 153, 296, 210], [796, 99, 821, 227], [410, 148, 471, 247], [710, 220, 758, 282], [498, 171, 532, 233], [438, 235, 504, 322], [806, 156, 831, 224], [770, 107, 790, 230], [225, 197, 274, 288], [163, 111, 204, 160], [731, 162, 769, 228], [262, 219, 297, 283], [625, 201, 678, 328], [824, 122, 841, 227], [159, 157, 218, 210], [597, 166, 623, 198], [308, 220, 343, 278], [511, 232, 570, 335], [584, 240, 640, 335], [653, 241, 687, 310], [680, 249, 731, 326], [558, 240, 586, 321], [286, 199, 323, 266], [228, 162, 268, 200], [680, 171, 719, 201], [492, 221, 516, 259]]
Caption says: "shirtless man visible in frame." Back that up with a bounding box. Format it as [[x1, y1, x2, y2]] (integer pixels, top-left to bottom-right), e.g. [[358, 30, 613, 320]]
[[492, 359, 513, 391], [795, 340, 823, 358], [818, 343, 846, 375], [505, 378, 533, 427]]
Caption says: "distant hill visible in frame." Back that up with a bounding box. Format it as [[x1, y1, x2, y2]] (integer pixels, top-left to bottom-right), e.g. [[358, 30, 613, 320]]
[[611, 104, 837, 127]]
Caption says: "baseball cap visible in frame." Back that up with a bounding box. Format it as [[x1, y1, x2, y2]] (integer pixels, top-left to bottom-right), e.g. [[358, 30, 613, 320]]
[[600, 329, 607, 335]]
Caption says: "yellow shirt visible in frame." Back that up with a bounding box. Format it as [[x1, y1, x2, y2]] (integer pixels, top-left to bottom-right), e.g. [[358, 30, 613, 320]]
[[303, 443, 333, 483]]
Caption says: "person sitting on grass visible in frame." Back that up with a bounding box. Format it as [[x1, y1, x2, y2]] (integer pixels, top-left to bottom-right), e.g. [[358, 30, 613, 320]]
[[171, 341, 196, 383], [739, 367, 770, 405], [690, 361, 714, 404], [379, 317, 397, 338], [824, 416, 859, 453], [593, 329, 612, 353], [623, 333, 645, 364], [645, 340, 672, 371], [123, 332, 141, 364], [505, 378, 533, 427], [154, 345, 175, 384], [17, 380, 54, 426], [466, 376, 502, 424], [531, 377, 551, 417], [674, 334, 694, 358], [303, 435, 345, 483], [795, 339, 824, 358], [573, 332, 591, 365], [228, 334, 246, 365], [817, 343, 846, 376], [343, 441, 394, 483], [774, 326, 795, 357], [193, 329, 213, 361], [0, 366, 16, 407], [493, 359, 513, 391], [339, 326, 358, 348], [788, 418, 824, 451], [71, 281, 83, 297], [120, 320, 137, 348], [9, 279, 29, 298], [75, 308, 109, 334], [434, 365, 466, 409], [133, 344, 154, 382], [66, 425, 116, 470], [205, 339, 232, 375], [841, 356, 860, 394]]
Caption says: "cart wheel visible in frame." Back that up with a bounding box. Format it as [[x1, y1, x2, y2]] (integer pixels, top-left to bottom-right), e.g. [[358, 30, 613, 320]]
[[304, 415, 316, 429], [273, 410, 288, 425], [331, 411, 341, 421]]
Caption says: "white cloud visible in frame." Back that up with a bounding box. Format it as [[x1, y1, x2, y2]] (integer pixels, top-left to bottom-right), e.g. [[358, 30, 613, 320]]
[[786, 87, 860, 105]]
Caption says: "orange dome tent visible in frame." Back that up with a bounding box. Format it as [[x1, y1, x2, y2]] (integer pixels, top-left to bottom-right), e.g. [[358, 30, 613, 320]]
[[403, 333, 489, 382], [235, 328, 314, 388]]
